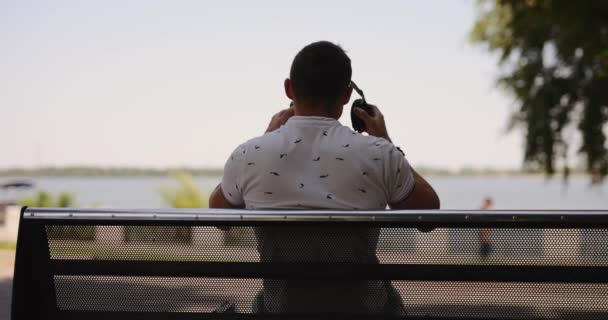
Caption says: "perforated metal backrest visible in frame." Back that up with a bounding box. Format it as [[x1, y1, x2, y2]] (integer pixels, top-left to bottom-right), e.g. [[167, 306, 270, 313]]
[[11, 207, 608, 320]]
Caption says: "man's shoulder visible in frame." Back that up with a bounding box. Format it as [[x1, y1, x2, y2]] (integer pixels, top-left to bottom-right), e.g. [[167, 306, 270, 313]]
[[234, 124, 396, 155], [334, 126, 393, 151], [236, 129, 287, 151]]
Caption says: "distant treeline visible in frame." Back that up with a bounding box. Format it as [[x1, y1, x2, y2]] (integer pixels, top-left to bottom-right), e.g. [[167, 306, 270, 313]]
[[0, 165, 581, 177], [0, 166, 223, 177]]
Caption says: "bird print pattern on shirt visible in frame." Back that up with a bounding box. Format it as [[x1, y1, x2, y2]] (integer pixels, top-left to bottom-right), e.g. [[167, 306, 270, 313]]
[[233, 128, 412, 207]]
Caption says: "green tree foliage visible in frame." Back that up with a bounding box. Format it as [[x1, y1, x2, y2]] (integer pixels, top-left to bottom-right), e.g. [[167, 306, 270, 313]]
[[160, 172, 208, 208], [19, 190, 76, 207], [471, 0, 608, 181]]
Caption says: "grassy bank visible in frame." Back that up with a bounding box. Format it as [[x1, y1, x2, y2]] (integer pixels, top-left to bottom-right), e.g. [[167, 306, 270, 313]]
[[0, 242, 16, 251]]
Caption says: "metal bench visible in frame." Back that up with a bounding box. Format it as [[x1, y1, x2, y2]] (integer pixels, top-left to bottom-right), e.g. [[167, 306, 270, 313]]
[[11, 207, 608, 319]]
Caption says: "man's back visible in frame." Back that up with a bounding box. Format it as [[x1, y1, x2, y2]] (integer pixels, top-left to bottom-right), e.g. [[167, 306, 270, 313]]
[[209, 40, 439, 315], [221, 116, 414, 314], [254, 226, 403, 314], [221, 116, 414, 211]]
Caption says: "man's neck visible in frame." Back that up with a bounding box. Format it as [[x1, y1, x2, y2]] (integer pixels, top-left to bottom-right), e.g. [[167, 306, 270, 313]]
[[293, 103, 342, 120]]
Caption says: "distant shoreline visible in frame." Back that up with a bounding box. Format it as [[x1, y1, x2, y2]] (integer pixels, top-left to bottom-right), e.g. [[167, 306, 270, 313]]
[[0, 166, 583, 178], [0, 167, 224, 177]]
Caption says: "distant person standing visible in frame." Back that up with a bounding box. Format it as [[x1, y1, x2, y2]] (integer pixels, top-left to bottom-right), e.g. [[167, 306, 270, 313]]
[[479, 197, 493, 258], [480, 197, 493, 210]]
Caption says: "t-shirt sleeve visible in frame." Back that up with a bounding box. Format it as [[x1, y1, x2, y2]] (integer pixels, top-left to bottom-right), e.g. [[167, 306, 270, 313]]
[[220, 143, 247, 207], [378, 140, 416, 204]]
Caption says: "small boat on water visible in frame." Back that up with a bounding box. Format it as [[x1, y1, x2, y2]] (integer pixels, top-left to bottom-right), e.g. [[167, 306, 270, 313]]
[[0, 180, 34, 206], [1, 180, 34, 189]]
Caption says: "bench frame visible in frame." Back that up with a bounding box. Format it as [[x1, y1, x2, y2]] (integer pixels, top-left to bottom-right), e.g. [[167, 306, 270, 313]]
[[12, 207, 608, 320]]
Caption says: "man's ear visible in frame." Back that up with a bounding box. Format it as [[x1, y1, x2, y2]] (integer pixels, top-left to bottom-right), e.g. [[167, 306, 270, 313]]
[[340, 86, 353, 105], [284, 78, 295, 100]]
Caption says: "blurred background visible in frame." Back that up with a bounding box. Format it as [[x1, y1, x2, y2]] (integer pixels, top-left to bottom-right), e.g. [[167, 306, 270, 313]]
[[1, 1, 607, 317], [1, 0, 607, 213]]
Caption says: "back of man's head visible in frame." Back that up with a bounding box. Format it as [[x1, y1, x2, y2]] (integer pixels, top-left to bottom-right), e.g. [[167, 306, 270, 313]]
[[290, 41, 352, 108]]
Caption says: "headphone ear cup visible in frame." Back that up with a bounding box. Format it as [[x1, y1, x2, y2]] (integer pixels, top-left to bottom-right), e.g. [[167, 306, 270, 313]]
[[351, 99, 366, 133]]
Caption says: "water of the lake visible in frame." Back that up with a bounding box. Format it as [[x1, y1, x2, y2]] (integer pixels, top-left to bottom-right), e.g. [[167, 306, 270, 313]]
[[1, 175, 606, 209]]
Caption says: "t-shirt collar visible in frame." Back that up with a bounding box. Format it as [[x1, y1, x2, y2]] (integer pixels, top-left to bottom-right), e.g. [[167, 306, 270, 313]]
[[286, 116, 340, 126]]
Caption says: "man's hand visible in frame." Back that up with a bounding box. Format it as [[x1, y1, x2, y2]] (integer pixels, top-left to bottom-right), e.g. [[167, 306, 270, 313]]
[[266, 107, 295, 133], [353, 105, 391, 142]]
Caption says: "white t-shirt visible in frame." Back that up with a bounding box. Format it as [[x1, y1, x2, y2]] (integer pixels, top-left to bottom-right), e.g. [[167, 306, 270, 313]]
[[220, 116, 414, 314], [221, 116, 415, 209]]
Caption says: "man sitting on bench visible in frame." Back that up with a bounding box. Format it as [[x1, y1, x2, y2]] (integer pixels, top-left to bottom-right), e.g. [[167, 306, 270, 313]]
[[209, 41, 440, 315]]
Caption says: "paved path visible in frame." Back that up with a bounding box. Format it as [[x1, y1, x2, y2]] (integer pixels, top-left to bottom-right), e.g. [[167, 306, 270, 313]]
[[0, 250, 15, 320]]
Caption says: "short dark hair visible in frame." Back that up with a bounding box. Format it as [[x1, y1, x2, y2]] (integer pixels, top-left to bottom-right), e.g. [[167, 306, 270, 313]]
[[289, 41, 352, 107]]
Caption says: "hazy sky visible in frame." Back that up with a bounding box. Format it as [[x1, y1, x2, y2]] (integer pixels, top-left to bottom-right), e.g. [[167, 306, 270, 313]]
[[0, 0, 522, 169]]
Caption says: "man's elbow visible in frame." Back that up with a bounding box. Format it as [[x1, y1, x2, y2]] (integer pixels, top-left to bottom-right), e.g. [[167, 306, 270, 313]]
[[428, 192, 440, 210], [209, 194, 219, 208], [389, 189, 440, 210], [208, 185, 223, 209], [417, 189, 440, 210], [209, 195, 219, 208]]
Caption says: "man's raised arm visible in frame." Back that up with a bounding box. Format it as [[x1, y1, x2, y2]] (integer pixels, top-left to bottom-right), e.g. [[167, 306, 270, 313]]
[[353, 105, 440, 210], [389, 170, 439, 210], [209, 184, 243, 209]]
